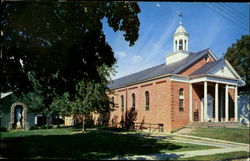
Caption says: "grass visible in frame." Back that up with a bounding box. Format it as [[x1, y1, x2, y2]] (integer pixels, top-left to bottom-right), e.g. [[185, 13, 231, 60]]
[[187, 127, 250, 144], [0, 127, 215, 159], [178, 151, 250, 160]]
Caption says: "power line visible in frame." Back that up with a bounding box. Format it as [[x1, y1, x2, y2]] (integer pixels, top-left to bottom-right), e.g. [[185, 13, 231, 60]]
[[203, 3, 248, 31], [220, 3, 249, 20], [211, 3, 248, 28]]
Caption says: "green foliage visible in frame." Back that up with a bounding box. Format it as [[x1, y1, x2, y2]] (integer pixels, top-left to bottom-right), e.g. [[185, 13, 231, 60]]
[[224, 35, 250, 87], [1, 2, 140, 117], [124, 108, 138, 130]]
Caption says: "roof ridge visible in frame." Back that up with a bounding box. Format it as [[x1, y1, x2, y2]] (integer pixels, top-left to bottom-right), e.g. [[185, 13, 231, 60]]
[[173, 48, 210, 74]]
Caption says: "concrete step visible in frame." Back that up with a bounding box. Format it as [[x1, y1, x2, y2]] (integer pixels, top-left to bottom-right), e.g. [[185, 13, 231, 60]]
[[186, 122, 246, 128]]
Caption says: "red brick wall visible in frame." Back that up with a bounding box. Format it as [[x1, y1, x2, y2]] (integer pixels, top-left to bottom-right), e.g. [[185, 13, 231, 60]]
[[109, 78, 172, 133], [179, 55, 215, 76], [170, 81, 190, 131]]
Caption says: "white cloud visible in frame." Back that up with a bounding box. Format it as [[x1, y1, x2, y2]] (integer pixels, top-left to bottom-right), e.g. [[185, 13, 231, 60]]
[[156, 3, 160, 7], [131, 55, 142, 63], [117, 51, 126, 57]]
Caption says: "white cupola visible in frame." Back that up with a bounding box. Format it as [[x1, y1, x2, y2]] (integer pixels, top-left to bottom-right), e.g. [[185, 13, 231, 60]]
[[173, 14, 189, 52], [166, 14, 190, 65]]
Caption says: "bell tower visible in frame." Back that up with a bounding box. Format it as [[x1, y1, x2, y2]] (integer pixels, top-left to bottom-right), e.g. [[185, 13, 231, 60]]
[[173, 14, 189, 52], [166, 14, 190, 65]]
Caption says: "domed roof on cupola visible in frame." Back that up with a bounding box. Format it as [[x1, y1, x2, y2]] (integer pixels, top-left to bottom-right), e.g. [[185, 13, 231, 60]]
[[175, 24, 188, 34], [174, 14, 189, 37]]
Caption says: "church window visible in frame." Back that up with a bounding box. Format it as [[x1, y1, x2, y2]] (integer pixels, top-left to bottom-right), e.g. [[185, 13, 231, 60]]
[[145, 91, 150, 111], [179, 88, 184, 111], [132, 93, 136, 110], [179, 39, 183, 50], [121, 95, 124, 112], [112, 97, 115, 108]]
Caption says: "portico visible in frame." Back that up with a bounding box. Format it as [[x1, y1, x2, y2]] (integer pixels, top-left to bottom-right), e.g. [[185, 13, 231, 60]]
[[189, 75, 241, 123]]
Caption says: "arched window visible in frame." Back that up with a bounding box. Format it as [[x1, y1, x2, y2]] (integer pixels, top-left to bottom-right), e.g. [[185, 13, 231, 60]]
[[121, 95, 124, 112], [145, 91, 150, 111], [111, 97, 115, 108], [132, 93, 135, 109], [179, 39, 183, 50], [179, 88, 184, 111]]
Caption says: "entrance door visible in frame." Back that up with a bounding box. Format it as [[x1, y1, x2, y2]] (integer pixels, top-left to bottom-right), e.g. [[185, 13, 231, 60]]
[[194, 109, 199, 121], [201, 94, 214, 122]]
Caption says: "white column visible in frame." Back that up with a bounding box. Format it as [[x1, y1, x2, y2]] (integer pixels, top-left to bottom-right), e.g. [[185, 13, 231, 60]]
[[215, 83, 219, 122], [220, 88, 223, 122], [173, 39, 176, 52], [189, 83, 193, 122], [204, 81, 208, 122], [225, 84, 229, 122], [234, 86, 238, 122], [201, 102, 204, 122], [177, 39, 180, 51]]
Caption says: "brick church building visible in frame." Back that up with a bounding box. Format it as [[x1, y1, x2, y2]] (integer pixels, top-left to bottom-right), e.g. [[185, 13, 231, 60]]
[[108, 17, 245, 133]]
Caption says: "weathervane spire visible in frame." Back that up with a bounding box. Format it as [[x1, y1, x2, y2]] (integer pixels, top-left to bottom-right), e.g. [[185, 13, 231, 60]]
[[179, 13, 183, 25]]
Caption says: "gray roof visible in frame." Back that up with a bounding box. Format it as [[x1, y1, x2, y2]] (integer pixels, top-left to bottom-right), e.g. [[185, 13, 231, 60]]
[[190, 58, 224, 76], [109, 49, 211, 89]]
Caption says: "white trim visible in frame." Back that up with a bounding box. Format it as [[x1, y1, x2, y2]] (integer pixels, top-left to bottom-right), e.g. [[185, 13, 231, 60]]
[[190, 76, 239, 86], [224, 59, 241, 79], [208, 49, 218, 61], [228, 86, 235, 89], [170, 76, 190, 83], [189, 83, 193, 122]]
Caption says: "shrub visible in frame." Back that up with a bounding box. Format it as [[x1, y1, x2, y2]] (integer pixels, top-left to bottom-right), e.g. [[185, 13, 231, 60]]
[[0, 127, 7, 132]]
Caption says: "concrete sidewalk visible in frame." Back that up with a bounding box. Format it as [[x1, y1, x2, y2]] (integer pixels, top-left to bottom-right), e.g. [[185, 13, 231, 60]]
[[101, 130, 249, 160], [106, 146, 249, 160]]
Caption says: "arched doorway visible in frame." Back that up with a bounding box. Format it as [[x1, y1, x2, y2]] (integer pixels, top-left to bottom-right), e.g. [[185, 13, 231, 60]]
[[201, 94, 214, 122], [9, 102, 29, 130]]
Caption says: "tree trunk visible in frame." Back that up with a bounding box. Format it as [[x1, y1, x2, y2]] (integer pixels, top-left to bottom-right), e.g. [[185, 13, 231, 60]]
[[57, 114, 60, 128], [82, 114, 85, 132]]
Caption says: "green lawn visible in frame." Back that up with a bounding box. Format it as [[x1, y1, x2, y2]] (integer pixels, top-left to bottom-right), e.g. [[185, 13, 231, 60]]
[[188, 127, 250, 144], [178, 151, 250, 160], [0, 127, 214, 159]]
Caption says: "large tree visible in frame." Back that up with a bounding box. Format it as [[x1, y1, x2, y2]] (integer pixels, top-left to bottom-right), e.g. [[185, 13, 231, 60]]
[[1, 2, 140, 128], [224, 35, 250, 89]]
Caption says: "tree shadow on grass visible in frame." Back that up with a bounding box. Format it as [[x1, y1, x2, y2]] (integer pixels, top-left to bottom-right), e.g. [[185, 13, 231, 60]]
[[1, 130, 184, 159]]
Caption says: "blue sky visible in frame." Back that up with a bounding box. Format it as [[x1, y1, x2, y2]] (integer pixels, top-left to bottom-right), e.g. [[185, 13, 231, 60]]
[[102, 2, 249, 80]]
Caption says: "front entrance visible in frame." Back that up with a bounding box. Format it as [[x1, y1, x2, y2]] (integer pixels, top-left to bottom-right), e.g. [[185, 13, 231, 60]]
[[194, 109, 199, 121], [201, 94, 214, 122]]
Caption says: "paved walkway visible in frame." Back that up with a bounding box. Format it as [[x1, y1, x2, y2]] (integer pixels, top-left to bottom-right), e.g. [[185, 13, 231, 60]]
[[101, 130, 249, 160]]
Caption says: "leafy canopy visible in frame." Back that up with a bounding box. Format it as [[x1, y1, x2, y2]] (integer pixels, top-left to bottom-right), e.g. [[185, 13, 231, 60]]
[[1, 2, 141, 116], [224, 35, 250, 88]]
